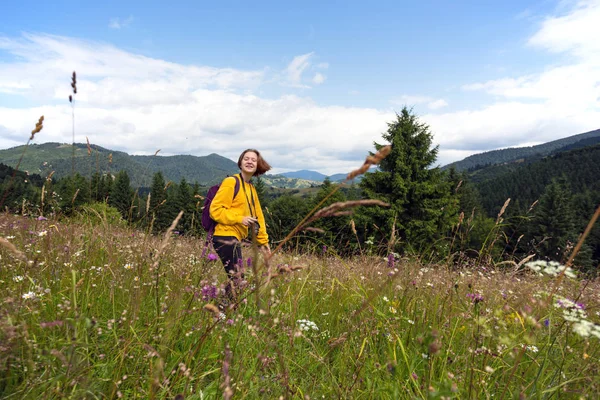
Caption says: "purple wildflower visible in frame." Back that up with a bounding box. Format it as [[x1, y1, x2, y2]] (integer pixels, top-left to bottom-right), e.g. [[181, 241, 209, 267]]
[[201, 284, 218, 301], [207, 253, 218, 262], [322, 245, 327, 254], [387, 253, 395, 269], [37, 216, 47, 221], [466, 293, 484, 304], [246, 257, 252, 268], [544, 319, 550, 327]]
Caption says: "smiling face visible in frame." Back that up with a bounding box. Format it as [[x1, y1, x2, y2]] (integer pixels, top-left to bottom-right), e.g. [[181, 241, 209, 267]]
[[240, 151, 258, 176]]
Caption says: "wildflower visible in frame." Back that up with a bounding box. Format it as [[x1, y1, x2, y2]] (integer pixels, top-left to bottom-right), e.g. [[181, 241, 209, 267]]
[[123, 264, 133, 270], [389, 306, 397, 314], [382, 296, 389, 302], [387, 253, 395, 269], [37, 216, 47, 221], [407, 319, 415, 325], [38, 230, 47, 237], [526, 260, 576, 278], [207, 253, 218, 262], [201, 284, 218, 301], [467, 293, 484, 304], [297, 319, 319, 332], [22, 291, 36, 300], [322, 245, 327, 254], [525, 345, 539, 353], [484, 366, 495, 373], [572, 320, 600, 339], [13, 275, 24, 282], [133, 276, 140, 282]]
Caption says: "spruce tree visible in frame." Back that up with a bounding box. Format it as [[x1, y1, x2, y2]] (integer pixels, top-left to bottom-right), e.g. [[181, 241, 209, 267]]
[[109, 170, 133, 220], [149, 172, 170, 232], [358, 107, 457, 254]]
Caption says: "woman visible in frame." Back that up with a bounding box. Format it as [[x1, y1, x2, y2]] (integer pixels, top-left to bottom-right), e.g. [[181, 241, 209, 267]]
[[209, 149, 271, 297]]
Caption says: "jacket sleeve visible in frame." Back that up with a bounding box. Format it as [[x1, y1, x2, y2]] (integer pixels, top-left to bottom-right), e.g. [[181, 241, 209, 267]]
[[254, 186, 269, 246], [209, 177, 244, 226]]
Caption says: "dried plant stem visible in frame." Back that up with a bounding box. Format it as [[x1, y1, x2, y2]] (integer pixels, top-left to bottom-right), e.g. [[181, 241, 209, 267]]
[[0, 116, 44, 209]]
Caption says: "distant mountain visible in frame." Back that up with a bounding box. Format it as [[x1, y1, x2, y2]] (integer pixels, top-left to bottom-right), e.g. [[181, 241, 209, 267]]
[[464, 135, 600, 184], [0, 142, 311, 188], [280, 170, 327, 181], [443, 128, 600, 172], [261, 174, 319, 189], [279, 170, 362, 183]]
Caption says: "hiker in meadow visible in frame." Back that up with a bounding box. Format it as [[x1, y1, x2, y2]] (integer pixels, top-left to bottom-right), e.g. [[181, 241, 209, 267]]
[[209, 148, 271, 301]]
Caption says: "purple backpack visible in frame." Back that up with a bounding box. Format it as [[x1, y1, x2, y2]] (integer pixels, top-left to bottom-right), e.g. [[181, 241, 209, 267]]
[[201, 175, 241, 236]]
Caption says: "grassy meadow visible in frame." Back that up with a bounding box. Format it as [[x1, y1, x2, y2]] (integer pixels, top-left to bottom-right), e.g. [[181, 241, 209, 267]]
[[1, 210, 599, 399]]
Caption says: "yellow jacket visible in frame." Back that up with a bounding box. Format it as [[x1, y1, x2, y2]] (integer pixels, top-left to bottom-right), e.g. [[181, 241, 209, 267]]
[[209, 175, 269, 246]]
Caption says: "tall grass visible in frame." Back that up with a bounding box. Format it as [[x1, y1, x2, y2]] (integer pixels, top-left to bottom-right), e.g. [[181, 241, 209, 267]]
[[1, 210, 599, 398]]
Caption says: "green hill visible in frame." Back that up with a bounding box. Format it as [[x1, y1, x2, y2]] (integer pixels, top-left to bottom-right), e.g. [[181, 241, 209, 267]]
[[0, 142, 319, 188], [443, 128, 600, 172]]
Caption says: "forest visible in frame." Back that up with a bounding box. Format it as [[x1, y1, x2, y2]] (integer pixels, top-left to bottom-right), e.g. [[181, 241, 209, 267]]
[[1, 107, 599, 273]]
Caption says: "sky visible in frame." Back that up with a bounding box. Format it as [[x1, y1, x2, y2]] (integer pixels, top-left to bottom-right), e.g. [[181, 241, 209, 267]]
[[0, 0, 599, 175]]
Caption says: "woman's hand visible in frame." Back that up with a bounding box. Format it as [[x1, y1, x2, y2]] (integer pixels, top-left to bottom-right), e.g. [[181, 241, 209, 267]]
[[241, 216, 258, 226]]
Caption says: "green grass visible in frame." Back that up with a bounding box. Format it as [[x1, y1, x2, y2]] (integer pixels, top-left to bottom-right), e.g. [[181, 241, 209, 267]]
[[1, 213, 599, 399]]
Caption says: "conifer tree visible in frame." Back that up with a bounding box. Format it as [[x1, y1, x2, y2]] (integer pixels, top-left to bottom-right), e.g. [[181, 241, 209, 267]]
[[358, 107, 457, 254], [149, 172, 170, 232], [109, 170, 133, 220]]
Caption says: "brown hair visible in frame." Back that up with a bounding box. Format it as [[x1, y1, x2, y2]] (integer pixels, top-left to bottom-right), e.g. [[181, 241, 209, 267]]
[[237, 149, 272, 177]]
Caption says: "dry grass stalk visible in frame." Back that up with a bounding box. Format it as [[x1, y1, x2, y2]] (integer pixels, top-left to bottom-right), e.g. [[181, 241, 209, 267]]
[[0, 237, 26, 260], [86, 137, 92, 156], [496, 198, 511, 224], [151, 210, 183, 270], [154, 149, 161, 156], [202, 303, 220, 316], [30, 116, 44, 141], [71, 188, 80, 205], [146, 193, 151, 214], [310, 199, 389, 222], [528, 200, 538, 213], [346, 145, 391, 180], [455, 180, 463, 193], [40, 184, 46, 215], [221, 344, 234, 400]]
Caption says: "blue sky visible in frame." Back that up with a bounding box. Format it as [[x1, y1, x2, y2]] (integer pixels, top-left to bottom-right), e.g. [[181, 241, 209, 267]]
[[1, 0, 599, 175]]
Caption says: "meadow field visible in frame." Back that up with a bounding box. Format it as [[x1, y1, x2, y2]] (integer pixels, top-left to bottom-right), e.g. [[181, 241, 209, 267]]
[[1, 211, 599, 399]]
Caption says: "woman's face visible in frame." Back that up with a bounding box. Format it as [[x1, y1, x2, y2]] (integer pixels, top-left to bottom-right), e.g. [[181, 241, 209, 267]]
[[241, 151, 258, 175]]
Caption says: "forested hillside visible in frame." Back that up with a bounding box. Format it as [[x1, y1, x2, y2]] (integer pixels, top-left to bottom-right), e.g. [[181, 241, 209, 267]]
[[443, 128, 600, 172]]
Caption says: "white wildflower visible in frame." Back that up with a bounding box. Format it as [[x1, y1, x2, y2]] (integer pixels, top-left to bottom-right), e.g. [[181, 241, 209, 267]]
[[22, 291, 36, 300]]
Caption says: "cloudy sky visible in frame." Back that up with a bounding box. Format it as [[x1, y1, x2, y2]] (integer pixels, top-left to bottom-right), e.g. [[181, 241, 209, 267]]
[[1, 0, 599, 175]]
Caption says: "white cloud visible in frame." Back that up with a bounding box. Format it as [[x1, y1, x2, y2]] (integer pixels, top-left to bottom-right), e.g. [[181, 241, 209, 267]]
[[0, 35, 386, 176], [391, 95, 448, 110], [285, 52, 314, 88], [427, 99, 448, 110], [528, 0, 600, 59], [312, 72, 326, 84], [109, 16, 134, 30], [431, 0, 600, 163]]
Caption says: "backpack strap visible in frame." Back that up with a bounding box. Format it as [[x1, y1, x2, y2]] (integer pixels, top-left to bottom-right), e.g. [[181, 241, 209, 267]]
[[232, 174, 241, 201]]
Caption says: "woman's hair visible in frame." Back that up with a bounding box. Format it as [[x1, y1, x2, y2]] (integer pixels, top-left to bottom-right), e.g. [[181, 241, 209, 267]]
[[238, 149, 272, 176]]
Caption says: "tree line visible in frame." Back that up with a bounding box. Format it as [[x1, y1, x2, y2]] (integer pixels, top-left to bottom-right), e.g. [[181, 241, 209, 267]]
[[1, 107, 598, 273]]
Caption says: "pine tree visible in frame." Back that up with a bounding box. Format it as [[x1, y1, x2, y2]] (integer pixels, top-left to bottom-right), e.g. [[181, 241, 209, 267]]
[[528, 177, 577, 262], [149, 172, 170, 232], [109, 170, 133, 220], [358, 107, 457, 254]]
